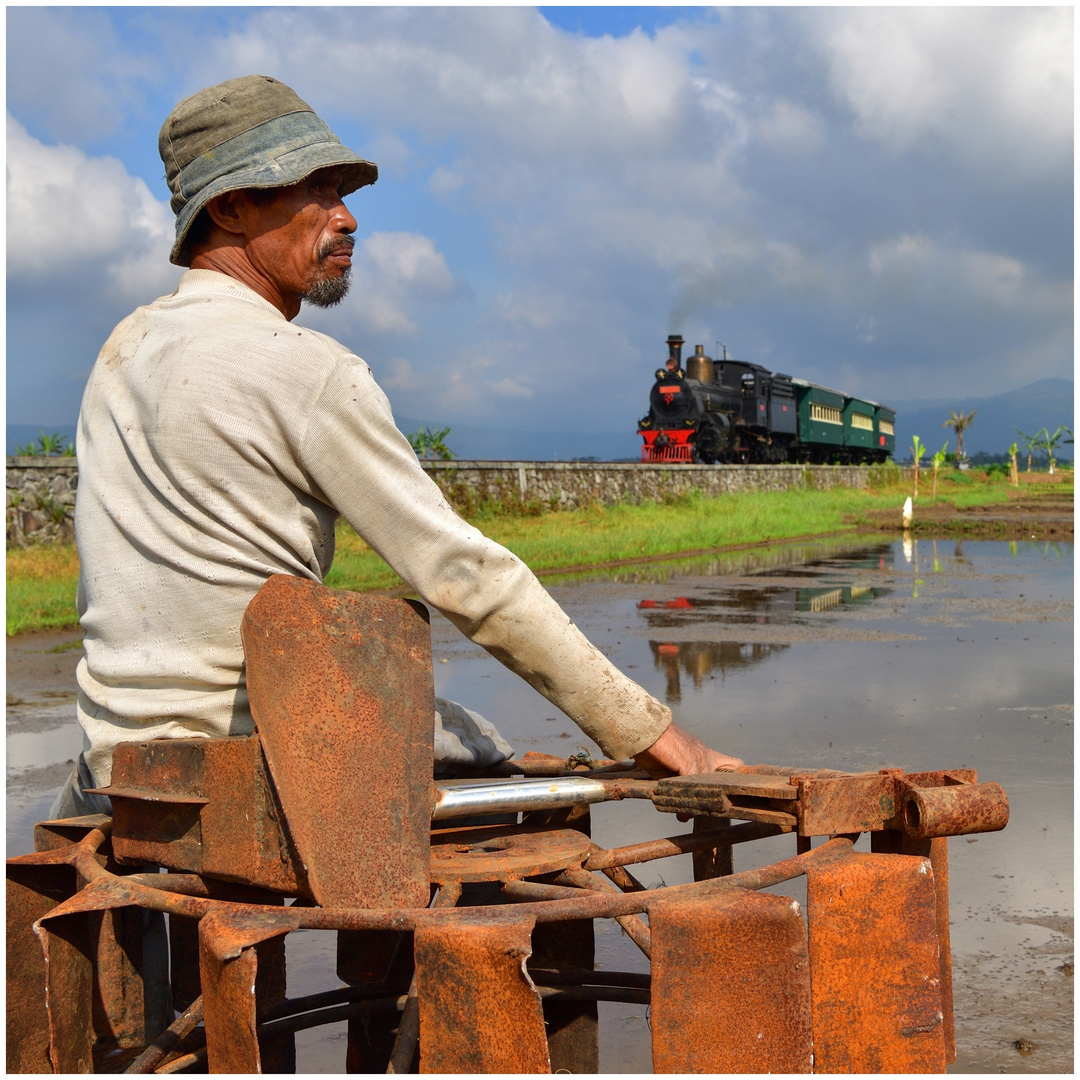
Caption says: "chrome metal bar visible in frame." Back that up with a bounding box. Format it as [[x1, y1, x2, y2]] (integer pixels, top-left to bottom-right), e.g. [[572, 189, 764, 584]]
[[431, 776, 615, 821]]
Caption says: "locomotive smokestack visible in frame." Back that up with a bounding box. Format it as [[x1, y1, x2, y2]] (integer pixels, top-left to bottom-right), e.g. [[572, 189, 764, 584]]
[[666, 334, 684, 368]]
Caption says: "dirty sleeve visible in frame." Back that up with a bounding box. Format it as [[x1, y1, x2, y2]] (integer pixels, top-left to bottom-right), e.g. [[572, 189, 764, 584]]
[[300, 356, 672, 762]]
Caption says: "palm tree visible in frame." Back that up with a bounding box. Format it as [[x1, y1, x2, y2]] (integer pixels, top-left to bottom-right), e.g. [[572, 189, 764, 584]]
[[1014, 428, 1043, 472], [1008, 442, 1019, 486], [942, 410, 976, 462]]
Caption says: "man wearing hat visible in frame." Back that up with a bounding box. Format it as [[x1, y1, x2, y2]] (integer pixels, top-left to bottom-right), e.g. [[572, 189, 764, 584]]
[[55, 75, 742, 821]]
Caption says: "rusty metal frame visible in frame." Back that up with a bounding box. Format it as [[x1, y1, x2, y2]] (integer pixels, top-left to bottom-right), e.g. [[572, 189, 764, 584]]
[[7, 579, 1011, 1074], [8, 769, 1010, 1074]]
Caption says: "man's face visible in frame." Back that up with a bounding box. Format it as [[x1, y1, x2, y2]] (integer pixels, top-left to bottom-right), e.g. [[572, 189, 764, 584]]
[[243, 166, 358, 310]]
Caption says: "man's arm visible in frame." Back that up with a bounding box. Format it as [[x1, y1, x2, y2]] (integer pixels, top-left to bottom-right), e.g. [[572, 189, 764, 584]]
[[302, 357, 740, 767], [633, 722, 744, 778]]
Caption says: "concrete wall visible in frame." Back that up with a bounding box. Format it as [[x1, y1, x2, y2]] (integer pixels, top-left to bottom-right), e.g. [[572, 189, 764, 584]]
[[7, 457, 900, 547]]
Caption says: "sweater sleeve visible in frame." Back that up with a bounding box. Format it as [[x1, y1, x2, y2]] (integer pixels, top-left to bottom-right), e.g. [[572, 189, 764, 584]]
[[298, 354, 671, 761]]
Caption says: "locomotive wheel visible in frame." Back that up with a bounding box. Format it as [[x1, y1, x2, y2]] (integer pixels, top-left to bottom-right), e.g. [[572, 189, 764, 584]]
[[694, 418, 728, 466]]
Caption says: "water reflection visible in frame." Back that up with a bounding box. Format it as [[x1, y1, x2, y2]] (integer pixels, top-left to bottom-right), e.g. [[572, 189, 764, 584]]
[[648, 639, 791, 702], [635, 544, 894, 702], [637, 580, 891, 628], [538, 538, 896, 589]]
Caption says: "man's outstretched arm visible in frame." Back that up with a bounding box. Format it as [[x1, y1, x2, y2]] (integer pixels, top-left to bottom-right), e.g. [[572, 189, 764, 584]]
[[633, 721, 743, 778]]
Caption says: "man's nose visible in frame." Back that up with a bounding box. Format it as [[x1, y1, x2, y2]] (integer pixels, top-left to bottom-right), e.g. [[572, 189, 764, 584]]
[[331, 198, 357, 235]]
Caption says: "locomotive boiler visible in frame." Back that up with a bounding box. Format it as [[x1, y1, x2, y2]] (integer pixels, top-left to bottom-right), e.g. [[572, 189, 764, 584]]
[[638, 335, 896, 465]]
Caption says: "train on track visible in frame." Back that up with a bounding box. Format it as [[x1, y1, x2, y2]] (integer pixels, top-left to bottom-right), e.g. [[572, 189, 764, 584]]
[[638, 335, 896, 465]]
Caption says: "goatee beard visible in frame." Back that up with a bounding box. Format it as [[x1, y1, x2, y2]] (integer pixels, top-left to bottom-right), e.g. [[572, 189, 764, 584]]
[[301, 268, 351, 308], [301, 237, 355, 308]]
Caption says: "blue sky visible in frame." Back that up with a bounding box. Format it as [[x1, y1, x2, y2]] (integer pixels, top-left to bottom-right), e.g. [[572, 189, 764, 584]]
[[6, 6, 1074, 455]]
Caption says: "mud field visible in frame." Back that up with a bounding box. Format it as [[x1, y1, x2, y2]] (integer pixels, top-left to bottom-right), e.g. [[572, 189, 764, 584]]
[[860, 483, 1073, 542], [7, 528, 1073, 1073]]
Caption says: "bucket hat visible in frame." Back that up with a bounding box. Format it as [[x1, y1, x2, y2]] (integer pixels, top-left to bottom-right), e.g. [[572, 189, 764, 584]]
[[159, 75, 378, 266]]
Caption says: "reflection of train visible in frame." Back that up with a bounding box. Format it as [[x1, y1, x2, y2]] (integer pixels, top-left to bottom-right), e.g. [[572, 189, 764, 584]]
[[649, 640, 790, 703], [639, 569, 892, 703], [638, 334, 896, 465], [636, 581, 891, 628]]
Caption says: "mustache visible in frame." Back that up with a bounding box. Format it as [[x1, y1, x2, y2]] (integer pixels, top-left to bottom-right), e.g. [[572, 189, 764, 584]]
[[318, 235, 356, 260]]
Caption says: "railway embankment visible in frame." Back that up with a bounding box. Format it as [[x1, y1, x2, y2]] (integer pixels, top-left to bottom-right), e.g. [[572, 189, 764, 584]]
[[7, 458, 896, 547], [410, 460, 888, 512]]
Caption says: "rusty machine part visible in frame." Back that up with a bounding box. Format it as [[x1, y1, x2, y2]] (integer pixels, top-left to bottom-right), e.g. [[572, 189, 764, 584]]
[[7, 576, 1011, 1074]]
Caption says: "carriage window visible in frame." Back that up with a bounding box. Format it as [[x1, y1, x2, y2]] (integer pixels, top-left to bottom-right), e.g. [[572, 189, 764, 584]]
[[810, 403, 842, 425]]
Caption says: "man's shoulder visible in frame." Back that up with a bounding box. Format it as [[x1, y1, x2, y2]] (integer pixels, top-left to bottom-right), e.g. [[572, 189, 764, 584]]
[[289, 323, 363, 364]]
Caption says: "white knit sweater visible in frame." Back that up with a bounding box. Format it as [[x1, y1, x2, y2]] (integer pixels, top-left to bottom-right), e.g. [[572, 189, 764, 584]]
[[73, 270, 671, 786]]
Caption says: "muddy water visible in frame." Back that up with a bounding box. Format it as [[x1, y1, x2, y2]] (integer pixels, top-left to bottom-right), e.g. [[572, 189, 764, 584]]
[[6, 536, 1072, 1072]]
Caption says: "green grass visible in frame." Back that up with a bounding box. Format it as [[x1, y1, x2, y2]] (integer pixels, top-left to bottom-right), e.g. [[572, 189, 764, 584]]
[[6, 543, 80, 636], [8, 473, 1067, 635], [326, 483, 913, 591]]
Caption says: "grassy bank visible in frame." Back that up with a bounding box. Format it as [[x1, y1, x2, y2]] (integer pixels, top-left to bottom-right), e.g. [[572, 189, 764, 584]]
[[325, 484, 893, 592], [6, 542, 81, 636], [7, 472, 1069, 636]]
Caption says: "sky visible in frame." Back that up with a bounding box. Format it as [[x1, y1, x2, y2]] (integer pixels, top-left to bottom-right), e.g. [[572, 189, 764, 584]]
[[6, 5, 1074, 454]]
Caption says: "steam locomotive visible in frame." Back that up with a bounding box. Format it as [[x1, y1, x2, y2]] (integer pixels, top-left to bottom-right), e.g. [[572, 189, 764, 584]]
[[638, 335, 896, 465]]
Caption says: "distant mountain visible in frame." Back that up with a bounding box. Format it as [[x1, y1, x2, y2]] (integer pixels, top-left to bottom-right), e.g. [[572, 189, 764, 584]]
[[891, 379, 1073, 460]]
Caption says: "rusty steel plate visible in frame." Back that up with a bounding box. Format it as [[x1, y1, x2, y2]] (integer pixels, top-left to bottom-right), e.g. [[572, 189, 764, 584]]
[[806, 851, 946, 1073], [415, 913, 550, 1073], [241, 576, 435, 909], [198, 908, 298, 1073], [97, 736, 311, 896], [430, 824, 592, 885], [7, 861, 80, 1073], [794, 772, 896, 835], [650, 889, 812, 1073], [872, 831, 956, 1064]]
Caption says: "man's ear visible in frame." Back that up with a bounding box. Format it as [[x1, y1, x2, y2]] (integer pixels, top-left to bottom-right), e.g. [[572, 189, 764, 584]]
[[204, 190, 248, 236]]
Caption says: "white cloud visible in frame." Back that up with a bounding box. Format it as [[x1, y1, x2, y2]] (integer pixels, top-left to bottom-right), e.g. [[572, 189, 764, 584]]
[[755, 99, 825, 154], [429, 164, 466, 199], [362, 232, 456, 295], [817, 8, 1073, 167], [428, 357, 536, 409], [5, 7, 151, 143], [194, 7, 701, 164], [4, 8, 1072, 429], [343, 231, 459, 335], [494, 290, 562, 331], [488, 378, 534, 399], [6, 115, 177, 301], [855, 317, 878, 345], [377, 356, 418, 391], [867, 233, 1069, 316], [360, 132, 412, 178]]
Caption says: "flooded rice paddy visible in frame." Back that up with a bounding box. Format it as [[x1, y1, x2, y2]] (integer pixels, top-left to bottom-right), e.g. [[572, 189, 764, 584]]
[[6, 535, 1072, 1072]]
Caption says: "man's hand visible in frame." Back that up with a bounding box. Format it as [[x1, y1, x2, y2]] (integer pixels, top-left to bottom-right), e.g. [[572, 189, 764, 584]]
[[633, 722, 744, 779]]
